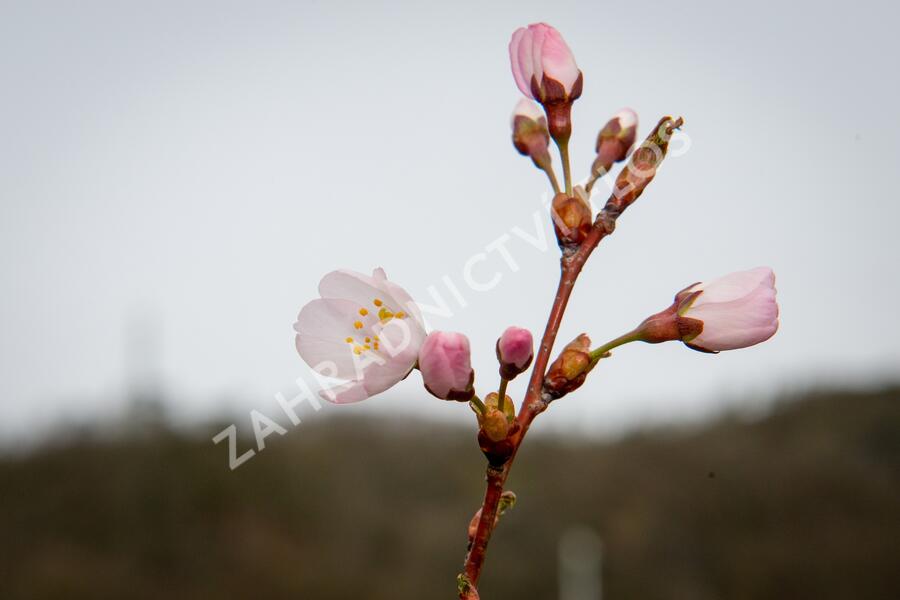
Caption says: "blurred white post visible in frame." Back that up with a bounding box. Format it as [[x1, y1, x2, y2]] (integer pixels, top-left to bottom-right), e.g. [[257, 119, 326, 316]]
[[558, 525, 603, 600]]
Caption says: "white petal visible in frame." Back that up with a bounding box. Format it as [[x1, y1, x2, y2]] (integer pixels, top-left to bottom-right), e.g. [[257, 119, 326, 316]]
[[693, 267, 774, 306], [294, 298, 372, 379]]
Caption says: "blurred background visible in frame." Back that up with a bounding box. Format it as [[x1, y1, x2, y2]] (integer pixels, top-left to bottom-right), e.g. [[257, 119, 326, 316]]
[[1, 0, 898, 598]]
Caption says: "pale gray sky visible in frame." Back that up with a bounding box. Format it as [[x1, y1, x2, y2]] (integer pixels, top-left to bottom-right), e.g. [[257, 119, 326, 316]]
[[1, 0, 898, 441]]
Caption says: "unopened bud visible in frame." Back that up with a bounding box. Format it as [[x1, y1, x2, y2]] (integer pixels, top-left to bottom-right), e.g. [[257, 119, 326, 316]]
[[551, 191, 592, 248], [511, 98, 553, 172], [509, 23, 583, 144], [543, 333, 596, 399], [496, 326, 534, 380], [637, 267, 778, 353], [605, 115, 683, 216], [419, 331, 475, 401], [592, 108, 638, 177]]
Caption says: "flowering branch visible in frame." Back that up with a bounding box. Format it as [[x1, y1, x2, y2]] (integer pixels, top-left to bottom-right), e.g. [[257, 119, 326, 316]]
[[459, 112, 685, 596], [292, 21, 779, 600]]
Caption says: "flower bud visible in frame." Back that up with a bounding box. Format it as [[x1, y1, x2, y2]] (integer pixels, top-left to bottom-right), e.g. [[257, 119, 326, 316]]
[[496, 326, 534, 380], [509, 23, 583, 144], [636, 267, 779, 353], [605, 115, 683, 217], [592, 108, 638, 178], [419, 331, 475, 401], [511, 98, 553, 173], [543, 333, 596, 400], [551, 190, 592, 249]]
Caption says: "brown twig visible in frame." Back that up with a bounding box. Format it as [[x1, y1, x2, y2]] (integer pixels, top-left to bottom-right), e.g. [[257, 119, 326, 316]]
[[459, 115, 683, 598]]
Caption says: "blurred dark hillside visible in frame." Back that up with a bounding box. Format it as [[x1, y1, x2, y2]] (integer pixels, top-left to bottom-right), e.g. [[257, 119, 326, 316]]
[[1, 387, 898, 599]]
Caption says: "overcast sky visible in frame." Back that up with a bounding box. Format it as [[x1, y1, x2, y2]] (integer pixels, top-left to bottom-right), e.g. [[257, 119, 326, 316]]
[[1, 0, 898, 443]]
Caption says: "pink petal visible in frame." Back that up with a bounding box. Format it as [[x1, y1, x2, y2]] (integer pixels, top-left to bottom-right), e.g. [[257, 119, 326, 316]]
[[372, 270, 426, 336], [537, 25, 580, 93], [319, 269, 394, 308], [512, 97, 543, 123], [294, 298, 370, 378], [689, 280, 779, 351], [529, 24, 548, 90], [326, 380, 370, 404], [692, 267, 774, 306], [616, 107, 638, 130], [509, 28, 533, 98]]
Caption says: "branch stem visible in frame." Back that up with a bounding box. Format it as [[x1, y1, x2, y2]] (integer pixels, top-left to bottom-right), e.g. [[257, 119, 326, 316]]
[[460, 227, 611, 597]]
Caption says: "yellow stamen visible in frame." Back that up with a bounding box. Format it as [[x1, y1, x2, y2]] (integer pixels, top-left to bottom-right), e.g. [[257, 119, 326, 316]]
[[354, 320, 363, 329], [353, 346, 362, 355], [378, 307, 394, 321], [373, 298, 383, 307], [359, 308, 368, 316], [364, 337, 371, 343], [364, 344, 371, 350], [345, 337, 353, 343], [395, 311, 406, 319]]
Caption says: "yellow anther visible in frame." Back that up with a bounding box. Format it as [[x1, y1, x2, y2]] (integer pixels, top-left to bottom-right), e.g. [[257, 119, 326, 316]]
[[373, 298, 383, 307], [364, 344, 371, 350], [354, 320, 363, 329], [359, 308, 369, 316], [364, 337, 371, 343], [374, 342, 380, 350], [353, 346, 362, 355], [378, 307, 394, 321], [345, 337, 353, 343], [395, 311, 406, 319]]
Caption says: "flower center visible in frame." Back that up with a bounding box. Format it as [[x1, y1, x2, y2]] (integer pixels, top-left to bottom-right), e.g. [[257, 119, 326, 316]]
[[344, 297, 408, 355]]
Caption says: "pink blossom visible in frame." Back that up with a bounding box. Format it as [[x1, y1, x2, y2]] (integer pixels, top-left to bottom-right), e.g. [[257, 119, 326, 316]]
[[509, 23, 581, 101], [681, 267, 779, 352], [294, 268, 426, 403], [496, 326, 534, 378], [418, 331, 475, 401]]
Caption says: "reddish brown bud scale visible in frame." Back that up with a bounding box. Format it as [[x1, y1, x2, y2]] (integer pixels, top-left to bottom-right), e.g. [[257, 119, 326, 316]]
[[511, 113, 552, 172], [605, 115, 683, 215], [592, 109, 638, 177], [534, 73, 583, 144], [484, 392, 515, 422], [543, 333, 595, 400], [551, 192, 592, 248], [477, 421, 519, 467], [480, 406, 510, 442]]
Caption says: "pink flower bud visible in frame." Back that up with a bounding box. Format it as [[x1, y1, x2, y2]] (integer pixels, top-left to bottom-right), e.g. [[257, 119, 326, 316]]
[[496, 326, 534, 379], [419, 331, 475, 401], [680, 267, 779, 352], [593, 108, 639, 176], [509, 23, 582, 103], [511, 98, 552, 171], [637, 267, 779, 353], [509, 23, 583, 144]]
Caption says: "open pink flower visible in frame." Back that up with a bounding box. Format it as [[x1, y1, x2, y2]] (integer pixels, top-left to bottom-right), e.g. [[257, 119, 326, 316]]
[[294, 268, 426, 403], [509, 23, 582, 102], [681, 267, 779, 352], [419, 331, 475, 401]]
